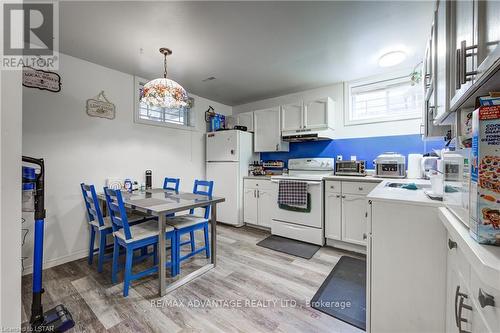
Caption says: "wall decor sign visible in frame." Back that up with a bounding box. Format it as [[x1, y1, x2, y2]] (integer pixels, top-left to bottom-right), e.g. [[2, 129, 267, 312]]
[[22, 66, 61, 92], [86, 91, 116, 120]]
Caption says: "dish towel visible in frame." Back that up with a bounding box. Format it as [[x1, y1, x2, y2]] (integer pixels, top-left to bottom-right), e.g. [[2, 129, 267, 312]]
[[278, 180, 308, 207]]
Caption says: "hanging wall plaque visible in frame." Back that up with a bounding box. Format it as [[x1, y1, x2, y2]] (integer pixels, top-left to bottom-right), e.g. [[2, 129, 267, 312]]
[[86, 91, 116, 120], [22, 66, 61, 92]]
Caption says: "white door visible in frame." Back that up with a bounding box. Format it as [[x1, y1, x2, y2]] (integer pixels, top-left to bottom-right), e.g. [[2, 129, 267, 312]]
[[281, 102, 303, 132], [206, 162, 240, 225], [254, 107, 281, 152], [237, 112, 254, 132], [325, 192, 342, 240], [243, 187, 258, 225], [206, 131, 239, 162], [342, 194, 367, 245], [257, 188, 275, 228], [304, 98, 330, 129]]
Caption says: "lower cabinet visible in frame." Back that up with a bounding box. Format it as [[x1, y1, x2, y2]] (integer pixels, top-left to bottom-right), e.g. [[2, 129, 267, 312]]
[[243, 179, 277, 228], [325, 180, 377, 247], [445, 231, 499, 333]]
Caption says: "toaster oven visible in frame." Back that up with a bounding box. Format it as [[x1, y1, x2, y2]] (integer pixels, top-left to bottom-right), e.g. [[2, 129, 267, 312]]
[[335, 160, 366, 176]]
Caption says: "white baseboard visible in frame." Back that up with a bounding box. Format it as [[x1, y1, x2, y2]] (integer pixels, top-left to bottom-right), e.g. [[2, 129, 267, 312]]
[[22, 248, 89, 276], [325, 238, 366, 255]]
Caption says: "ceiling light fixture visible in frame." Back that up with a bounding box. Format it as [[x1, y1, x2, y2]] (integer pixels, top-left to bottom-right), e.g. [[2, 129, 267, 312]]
[[378, 51, 407, 67], [141, 48, 188, 109]]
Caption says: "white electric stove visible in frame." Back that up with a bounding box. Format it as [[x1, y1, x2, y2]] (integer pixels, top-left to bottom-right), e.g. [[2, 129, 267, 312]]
[[270, 158, 334, 245]]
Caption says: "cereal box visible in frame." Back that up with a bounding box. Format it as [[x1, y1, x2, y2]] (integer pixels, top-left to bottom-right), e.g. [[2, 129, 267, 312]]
[[469, 105, 500, 245]]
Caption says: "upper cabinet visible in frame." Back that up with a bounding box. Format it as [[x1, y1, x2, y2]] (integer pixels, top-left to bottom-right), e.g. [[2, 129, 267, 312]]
[[254, 107, 289, 152], [450, 0, 477, 103], [281, 102, 303, 132], [304, 97, 333, 130], [236, 111, 254, 132], [281, 97, 333, 134], [446, 0, 500, 114]]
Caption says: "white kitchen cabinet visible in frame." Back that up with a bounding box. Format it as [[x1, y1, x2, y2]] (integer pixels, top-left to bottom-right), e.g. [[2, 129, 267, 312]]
[[257, 188, 275, 228], [341, 194, 367, 246], [254, 107, 289, 152], [325, 180, 377, 250], [236, 111, 254, 132], [243, 179, 276, 228], [304, 97, 332, 130], [281, 102, 303, 132], [243, 187, 258, 225], [450, 0, 476, 102], [368, 200, 446, 333], [477, 1, 500, 72], [325, 192, 342, 241], [281, 97, 334, 134]]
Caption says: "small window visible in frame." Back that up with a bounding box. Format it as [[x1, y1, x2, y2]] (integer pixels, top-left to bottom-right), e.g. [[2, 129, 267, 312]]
[[134, 76, 194, 129], [345, 75, 422, 126]]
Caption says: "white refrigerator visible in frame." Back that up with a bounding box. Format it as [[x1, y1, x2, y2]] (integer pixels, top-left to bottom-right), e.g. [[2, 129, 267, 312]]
[[206, 130, 257, 226]]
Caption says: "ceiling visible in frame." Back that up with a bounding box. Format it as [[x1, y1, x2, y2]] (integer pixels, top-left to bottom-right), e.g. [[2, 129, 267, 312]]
[[60, 1, 434, 106]]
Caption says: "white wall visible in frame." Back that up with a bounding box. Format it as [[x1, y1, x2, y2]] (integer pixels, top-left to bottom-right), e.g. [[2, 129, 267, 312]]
[[0, 70, 22, 329], [232, 82, 422, 139], [22, 53, 231, 273]]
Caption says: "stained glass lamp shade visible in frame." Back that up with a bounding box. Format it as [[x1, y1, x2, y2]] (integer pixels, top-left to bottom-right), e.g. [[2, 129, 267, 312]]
[[140, 48, 188, 109]]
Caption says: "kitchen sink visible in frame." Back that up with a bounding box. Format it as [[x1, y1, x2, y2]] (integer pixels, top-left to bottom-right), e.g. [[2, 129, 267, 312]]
[[385, 182, 431, 189]]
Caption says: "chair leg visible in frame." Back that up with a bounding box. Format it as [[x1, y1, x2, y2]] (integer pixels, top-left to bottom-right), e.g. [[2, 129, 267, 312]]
[[175, 232, 181, 276], [111, 239, 120, 284], [123, 249, 134, 297], [203, 224, 210, 259], [153, 244, 158, 266], [88, 227, 96, 265], [189, 231, 195, 252], [97, 232, 107, 273]]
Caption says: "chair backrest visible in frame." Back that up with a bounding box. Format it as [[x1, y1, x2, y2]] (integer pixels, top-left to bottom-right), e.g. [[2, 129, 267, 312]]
[[163, 177, 180, 191], [80, 183, 105, 227], [103, 187, 133, 240], [190, 179, 214, 219]]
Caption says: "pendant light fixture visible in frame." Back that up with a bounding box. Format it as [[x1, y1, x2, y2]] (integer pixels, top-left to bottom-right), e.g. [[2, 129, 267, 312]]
[[141, 48, 188, 109]]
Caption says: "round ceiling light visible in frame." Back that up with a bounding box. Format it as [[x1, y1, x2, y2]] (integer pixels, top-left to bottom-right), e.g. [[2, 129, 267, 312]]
[[378, 51, 407, 67]]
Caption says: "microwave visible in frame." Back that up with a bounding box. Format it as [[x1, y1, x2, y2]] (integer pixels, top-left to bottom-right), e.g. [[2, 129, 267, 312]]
[[335, 160, 366, 176], [443, 149, 471, 227]]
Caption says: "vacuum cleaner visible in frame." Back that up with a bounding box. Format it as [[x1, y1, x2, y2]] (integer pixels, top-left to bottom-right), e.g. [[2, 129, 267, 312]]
[[22, 156, 75, 332]]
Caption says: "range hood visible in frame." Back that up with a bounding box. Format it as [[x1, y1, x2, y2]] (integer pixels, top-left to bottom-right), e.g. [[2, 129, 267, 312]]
[[282, 128, 335, 142]]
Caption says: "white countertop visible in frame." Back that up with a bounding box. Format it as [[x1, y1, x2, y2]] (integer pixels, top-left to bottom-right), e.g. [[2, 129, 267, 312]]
[[323, 175, 384, 183], [367, 178, 444, 207], [243, 175, 272, 180], [439, 207, 500, 290]]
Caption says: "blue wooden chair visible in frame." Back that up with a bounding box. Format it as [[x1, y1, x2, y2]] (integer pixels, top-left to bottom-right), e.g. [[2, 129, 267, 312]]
[[104, 187, 177, 297], [80, 183, 148, 273], [166, 180, 214, 274], [163, 177, 180, 191]]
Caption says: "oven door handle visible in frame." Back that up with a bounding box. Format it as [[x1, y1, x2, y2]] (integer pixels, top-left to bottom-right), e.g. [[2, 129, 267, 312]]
[[271, 179, 322, 185]]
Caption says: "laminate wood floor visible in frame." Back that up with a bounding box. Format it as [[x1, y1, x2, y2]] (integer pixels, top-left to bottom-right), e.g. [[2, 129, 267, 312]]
[[22, 225, 364, 333]]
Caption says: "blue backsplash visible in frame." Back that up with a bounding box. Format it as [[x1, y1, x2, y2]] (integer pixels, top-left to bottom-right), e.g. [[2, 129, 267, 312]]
[[260, 134, 445, 169]]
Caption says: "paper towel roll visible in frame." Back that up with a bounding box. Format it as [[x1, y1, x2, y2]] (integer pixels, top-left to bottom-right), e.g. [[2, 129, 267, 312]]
[[407, 154, 423, 179]]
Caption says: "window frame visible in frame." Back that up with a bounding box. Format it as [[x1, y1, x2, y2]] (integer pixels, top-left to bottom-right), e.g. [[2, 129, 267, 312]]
[[344, 72, 422, 126], [134, 76, 195, 131]]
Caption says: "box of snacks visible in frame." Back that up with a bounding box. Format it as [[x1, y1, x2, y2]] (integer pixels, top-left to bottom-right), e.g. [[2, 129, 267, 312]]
[[470, 105, 500, 245]]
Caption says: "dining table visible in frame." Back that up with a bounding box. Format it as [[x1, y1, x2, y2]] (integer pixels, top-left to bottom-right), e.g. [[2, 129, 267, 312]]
[[98, 188, 225, 296]]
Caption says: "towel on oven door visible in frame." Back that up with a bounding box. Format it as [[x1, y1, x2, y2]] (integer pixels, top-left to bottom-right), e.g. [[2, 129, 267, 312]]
[[278, 180, 308, 207]]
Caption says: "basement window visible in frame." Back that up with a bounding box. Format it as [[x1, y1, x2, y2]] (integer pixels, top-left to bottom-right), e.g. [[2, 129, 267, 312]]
[[345, 75, 422, 126], [134, 76, 194, 129]]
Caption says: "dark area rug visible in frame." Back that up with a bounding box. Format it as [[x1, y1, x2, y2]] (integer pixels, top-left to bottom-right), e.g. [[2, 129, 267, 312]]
[[256, 235, 320, 259], [310, 256, 366, 330]]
